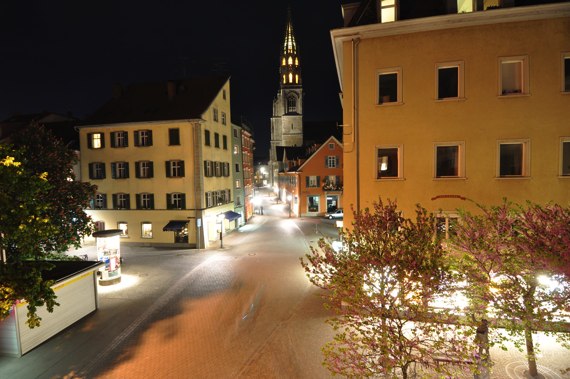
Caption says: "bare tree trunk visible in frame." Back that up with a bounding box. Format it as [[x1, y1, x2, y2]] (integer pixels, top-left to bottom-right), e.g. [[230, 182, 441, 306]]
[[525, 328, 539, 378]]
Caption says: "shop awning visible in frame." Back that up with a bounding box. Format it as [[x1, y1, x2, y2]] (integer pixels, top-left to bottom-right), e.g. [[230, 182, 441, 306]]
[[224, 211, 241, 221], [162, 220, 188, 231]]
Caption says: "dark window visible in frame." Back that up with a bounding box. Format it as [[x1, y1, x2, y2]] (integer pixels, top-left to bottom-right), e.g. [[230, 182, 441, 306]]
[[563, 141, 570, 176], [565, 57, 570, 92], [88, 162, 106, 179], [378, 73, 398, 104], [235, 163, 240, 173], [134, 130, 153, 146], [111, 162, 129, 179], [205, 130, 211, 146], [214, 133, 220, 148], [111, 131, 128, 147], [215, 162, 222, 177], [499, 143, 524, 176], [377, 148, 399, 178], [90, 193, 107, 209], [136, 193, 155, 210], [438, 67, 459, 99], [135, 161, 154, 178], [233, 128, 238, 138], [169, 128, 180, 145], [436, 146, 459, 177], [166, 160, 185, 178], [112, 193, 130, 209], [223, 162, 230, 177], [223, 135, 228, 150], [167, 193, 186, 210]]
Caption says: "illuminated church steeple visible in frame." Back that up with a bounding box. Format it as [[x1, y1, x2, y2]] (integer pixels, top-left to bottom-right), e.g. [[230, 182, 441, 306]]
[[269, 7, 304, 188]]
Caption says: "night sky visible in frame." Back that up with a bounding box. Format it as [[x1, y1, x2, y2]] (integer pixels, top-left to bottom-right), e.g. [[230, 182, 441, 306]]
[[1, 1, 345, 159]]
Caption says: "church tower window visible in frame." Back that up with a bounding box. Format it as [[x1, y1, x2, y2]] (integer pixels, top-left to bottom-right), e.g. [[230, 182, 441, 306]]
[[287, 96, 297, 113]]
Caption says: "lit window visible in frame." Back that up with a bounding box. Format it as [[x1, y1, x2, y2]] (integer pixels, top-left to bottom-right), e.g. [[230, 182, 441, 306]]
[[378, 68, 402, 104], [236, 179, 241, 188], [562, 53, 570, 92], [118, 222, 128, 237], [136, 161, 153, 178], [88, 162, 106, 180], [111, 162, 129, 179], [435, 143, 464, 178], [295, 57, 298, 66], [499, 56, 528, 96], [234, 144, 239, 154], [88, 133, 104, 149], [437, 62, 464, 100], [457, 0, 473, 13], [141, 222, 153, 239], [289, 73, 293, 83], [288, 56, 293, 65], [436, 214, 458, 240], [137, 193, 154, 210], [498, 140, 529, 177], [380, 0, 397, 23], [376, 146, 402, 179], [561, 138, 570, 176], [111, 131, 128, 148]]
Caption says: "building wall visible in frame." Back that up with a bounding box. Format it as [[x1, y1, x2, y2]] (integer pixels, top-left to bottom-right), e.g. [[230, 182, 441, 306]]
[[338, 8, 570, 226], [232, 123, 245, 225], [80, 81, 235, 247]]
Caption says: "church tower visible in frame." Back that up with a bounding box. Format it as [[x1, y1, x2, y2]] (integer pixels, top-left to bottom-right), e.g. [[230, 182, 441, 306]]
[[269, 8, 304, 188]]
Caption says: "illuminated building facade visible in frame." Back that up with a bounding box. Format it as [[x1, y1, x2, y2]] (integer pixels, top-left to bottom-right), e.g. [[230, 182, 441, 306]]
[[332, 1, 570, 231]]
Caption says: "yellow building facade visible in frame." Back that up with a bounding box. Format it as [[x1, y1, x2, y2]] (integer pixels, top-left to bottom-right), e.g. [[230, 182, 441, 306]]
[[332, 3, 570, 230], [79, 76, 236, 247]]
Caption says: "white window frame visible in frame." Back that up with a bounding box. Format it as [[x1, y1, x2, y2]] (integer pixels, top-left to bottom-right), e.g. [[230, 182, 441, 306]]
[[560, 137, 570, 177], [436, 213, 459, 240], [213, 108, 219, 122], [169, 160, 183, 177], [95, 193, 106, 209], [206, 192, 213, 208], [497, 139, 530, 178], [436, 61, 464, 100], [141, 222, 153, 239], [377, 67, 402, 105], [114, 161, 128, 179], [171, 193, 184, 209], [221, 111, 226, 125], [137, 130, 152, 146], [376, 144, 403, 180], [308, 176, 318, 187], [112, 131, 127, 147], [562, 52, 570, 93], [140, 193, 153, 209], [327, 156, 338, 168], [116, 193, 129, 209], [434, 142, 465, 179], [498, 56, 529, 96], [139, 161, 152, 178]]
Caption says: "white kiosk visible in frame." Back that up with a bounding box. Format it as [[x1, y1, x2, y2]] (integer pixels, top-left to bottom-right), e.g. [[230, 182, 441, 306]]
[[93, 229, 122, 285]]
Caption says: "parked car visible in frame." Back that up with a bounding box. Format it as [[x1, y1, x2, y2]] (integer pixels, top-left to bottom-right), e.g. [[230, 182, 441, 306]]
[[325, 208, 343, 219]]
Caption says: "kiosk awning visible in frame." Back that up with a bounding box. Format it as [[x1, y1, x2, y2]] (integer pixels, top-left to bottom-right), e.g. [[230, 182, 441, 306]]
[[163, 220, 188, 231], [224, 211, 241, 221]]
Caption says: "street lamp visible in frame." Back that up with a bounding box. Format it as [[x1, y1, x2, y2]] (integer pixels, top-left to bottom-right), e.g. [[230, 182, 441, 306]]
[[287, 194, 292, 218], [216, 213, 224, 248]]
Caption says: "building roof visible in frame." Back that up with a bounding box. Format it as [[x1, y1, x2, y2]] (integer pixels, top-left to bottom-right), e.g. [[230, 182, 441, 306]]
[[81, 75, 230, 126]]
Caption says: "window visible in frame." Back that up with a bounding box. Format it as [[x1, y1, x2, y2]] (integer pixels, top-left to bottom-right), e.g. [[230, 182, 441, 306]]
[[498, 140, 529, 177], [235, 179, 241, 188], [221, 112, 227, 125], [329, 143, 335, 150], [378, 68, 401, 104], [561, 138, 570, 176], [223, 135, 228, 150], [233, 128, 238, 138], [113, 193, 130, 210], [436, 214, 458, 240], [326, 156, 338, 168], [136, 193, 154, 210], [234, 144, 239, 155], [436, 62, 464, 100], [214, 133, 220, 148], [236, 196, 241, 206], [87, 132, 104, 149], [307, 195, 320, 212], [287, 96, 297, 113], [166, 160, 185, 178], [380, 0, 397, 22], [213, 108, 219, 122], [457, 0, 473, 13], [499, 56, 528, 96], [169, 128, 180, 145], [118, 222, 128, 237], [223, 162, 230, 177], [306, 176, 320, 188], [376, 146, 401, 179], [223, 89, 226, 100], [206, 192, 213, 208], [135, 161, 154, 178], [111, 131, 128, 148], [88, 162, 106, 179], [435, 143, 464, 178], [235, 163, 240, 173], [204, 160, 213, 177], [562, 53, 570, 92], [141, 222, 153, 239], [94, 221, 105, 231], [111, 162, 129, 179], [205, 130, 211, 146], [167, 193, 186, 210], [94, 193, 107, 209], [215, 161, 222, 177], [134, 130, 153, 146]]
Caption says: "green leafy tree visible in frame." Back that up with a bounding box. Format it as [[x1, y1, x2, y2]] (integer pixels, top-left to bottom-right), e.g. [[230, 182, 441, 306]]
[[301, 199, 476, 378], [450, 200, 570, 379], [1, 123, 96, 327]]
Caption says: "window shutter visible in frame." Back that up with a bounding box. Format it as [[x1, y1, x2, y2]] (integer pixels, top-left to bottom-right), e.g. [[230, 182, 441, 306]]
[[166, 193, 172, 209], [165, 161, 171, 178], [325, 157, 328, 167], [125, 194, 130, 210], [102, 194, 107, 209], [88, 163, 94, 179], [135, 162, 140, 178], [87, 133, 93, 149], [110, 133, 116, 148], [125, 162, 130, 178], [317, 176, 320, 186], [134, 131, 140, 146], [101, 134, 105, 148], [336, 176, 340, 186], [306, 176, 309, 187], [111, 163, 117, 179], [101, 164, 106, 179], [112, 194, 118, 209], [203, 161, 208, 177], [181, 194, 186, 210], [336, 156, 340, 167], [124, 132, 129, 147], [149, 162, 154, 178], [149, 194, 155, 209], [180, 161, 185, 177], [136, 194, 142, 209], [148, 130, 153, 146]]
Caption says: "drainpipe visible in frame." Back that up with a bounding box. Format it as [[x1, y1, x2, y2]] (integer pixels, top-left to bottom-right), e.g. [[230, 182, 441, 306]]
[[352, 38, 361, 213]]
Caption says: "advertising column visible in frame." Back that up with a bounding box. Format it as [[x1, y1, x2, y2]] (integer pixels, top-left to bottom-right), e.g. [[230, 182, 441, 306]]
[[92, 229, 122, 285]]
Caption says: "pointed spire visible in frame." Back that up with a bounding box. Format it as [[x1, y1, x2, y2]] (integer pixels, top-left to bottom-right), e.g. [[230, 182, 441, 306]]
[[279, 6, 301, 87]]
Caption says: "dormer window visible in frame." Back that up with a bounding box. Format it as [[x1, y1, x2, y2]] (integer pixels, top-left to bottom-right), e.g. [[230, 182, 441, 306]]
[[380, 0, 397, 23]]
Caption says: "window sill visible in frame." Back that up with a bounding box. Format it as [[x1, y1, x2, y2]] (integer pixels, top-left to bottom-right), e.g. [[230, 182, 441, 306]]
[[495, 176, 530, 180], [377, 101, 404, 107], [435, 97, 466, 103], [497, 93, 530, 98], [561, 91, 570, 95], [558, 175, 570, 178], [433, 176, 466, 180], [376, 177, 405, 181]]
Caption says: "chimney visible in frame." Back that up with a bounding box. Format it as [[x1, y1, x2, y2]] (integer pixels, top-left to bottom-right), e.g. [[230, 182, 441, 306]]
[[112, 83, 123, 99], [167, 81, 177, 100]]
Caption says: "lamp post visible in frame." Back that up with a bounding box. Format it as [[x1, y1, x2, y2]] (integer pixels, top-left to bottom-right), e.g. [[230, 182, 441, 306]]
[[217, 213, 224, 248], [287, 194, 292, 218]]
